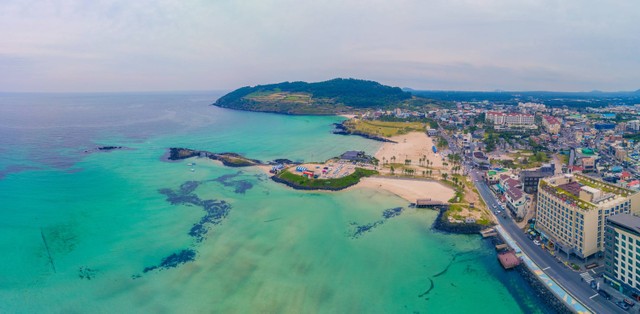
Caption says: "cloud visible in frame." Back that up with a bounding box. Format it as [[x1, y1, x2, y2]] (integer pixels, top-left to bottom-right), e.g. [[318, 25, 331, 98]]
[[1, 0, 639, 92]]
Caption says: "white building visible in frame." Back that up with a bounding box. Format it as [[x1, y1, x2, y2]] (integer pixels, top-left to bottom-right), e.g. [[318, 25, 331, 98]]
[[485, 111, 535, 126], [536, 174, 640, 259]]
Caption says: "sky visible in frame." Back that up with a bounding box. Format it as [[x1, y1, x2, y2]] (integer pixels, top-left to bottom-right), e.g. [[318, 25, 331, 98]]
[[1, 0, 639, 92]]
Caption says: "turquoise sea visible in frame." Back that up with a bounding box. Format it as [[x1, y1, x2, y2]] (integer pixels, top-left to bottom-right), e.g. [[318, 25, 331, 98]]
[[0, 92, 551, 313]]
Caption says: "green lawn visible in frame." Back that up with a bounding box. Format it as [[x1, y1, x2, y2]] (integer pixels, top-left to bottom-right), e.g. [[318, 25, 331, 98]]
[[276, 168, 378, 189], [344, 119, 426, 137]]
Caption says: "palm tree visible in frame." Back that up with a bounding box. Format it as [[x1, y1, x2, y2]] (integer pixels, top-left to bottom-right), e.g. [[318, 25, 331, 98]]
[[390, 166, 395, 175], [442, 173, 448, 181]]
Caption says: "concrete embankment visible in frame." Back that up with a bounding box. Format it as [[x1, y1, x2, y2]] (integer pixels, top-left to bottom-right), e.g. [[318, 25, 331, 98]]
[[495, 226, 590, 314]]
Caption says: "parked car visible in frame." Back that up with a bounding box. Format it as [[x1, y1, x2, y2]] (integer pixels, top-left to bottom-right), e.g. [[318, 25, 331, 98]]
[[616, 300, 630, 311], [599, 290, 611, 300], [533, 240, 540, 246]]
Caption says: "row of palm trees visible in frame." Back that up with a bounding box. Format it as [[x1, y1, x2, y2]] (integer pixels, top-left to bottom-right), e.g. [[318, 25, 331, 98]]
[[381, 154, 435, 168]]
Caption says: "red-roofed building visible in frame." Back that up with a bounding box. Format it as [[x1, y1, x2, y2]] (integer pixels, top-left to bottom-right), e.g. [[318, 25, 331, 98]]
[[542, 115, 561, 134], [570, 165, 583, 173]]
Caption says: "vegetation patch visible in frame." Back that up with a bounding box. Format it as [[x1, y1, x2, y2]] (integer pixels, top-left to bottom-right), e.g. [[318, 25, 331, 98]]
[[214, 78, 413, 115], [273, 168, 378, 191], [343, 119, 426, 137]]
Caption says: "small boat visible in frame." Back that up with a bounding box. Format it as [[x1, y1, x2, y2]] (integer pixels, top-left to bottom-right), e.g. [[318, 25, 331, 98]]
[[190, 168, 195, 172]]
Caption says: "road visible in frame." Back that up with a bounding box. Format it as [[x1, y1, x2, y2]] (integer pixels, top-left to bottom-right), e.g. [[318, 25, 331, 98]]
[[469, 169, 627, 314]]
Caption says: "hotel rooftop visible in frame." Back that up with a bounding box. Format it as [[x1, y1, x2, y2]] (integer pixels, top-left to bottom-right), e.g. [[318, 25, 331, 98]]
[[540, 173, 634, 211]]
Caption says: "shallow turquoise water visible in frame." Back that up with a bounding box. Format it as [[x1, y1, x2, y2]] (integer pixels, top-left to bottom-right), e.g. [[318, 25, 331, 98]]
[[0, 92, 548, 313]]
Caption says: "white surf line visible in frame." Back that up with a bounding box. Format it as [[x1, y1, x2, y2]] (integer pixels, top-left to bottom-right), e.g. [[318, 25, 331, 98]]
[[589, 294, 599, 299], [542, 266, 550, 270]]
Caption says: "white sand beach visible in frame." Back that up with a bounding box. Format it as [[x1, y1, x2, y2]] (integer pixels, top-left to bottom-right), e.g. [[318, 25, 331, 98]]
[[374, 132, 445, 169], [354, 177, 454, 203]]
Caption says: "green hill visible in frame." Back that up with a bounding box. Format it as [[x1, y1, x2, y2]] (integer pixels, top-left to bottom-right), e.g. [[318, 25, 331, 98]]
[[213, 78, 412, 115]]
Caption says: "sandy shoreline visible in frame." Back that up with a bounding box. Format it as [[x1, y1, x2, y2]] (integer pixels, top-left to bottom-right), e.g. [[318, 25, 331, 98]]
[[255, 130, 455, 203], [374, 132, 444, 169], [353, 176, 454, 203]]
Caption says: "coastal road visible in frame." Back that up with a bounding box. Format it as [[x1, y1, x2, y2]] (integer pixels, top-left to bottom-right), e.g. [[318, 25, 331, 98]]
[[469, 170, 626, 314]]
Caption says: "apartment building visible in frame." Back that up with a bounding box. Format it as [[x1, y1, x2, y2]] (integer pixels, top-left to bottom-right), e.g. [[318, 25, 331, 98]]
[[535, 174, 640, 259], [542, 115, 561, 135], [604, 214, 640, 298], [485, 111, 535, 126], [520, 164, 555, 194]]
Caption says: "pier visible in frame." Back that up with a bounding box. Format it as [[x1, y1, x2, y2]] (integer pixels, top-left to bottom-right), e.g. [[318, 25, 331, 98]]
[[415, 198, 445, 208], [480, 228, 497, 238]]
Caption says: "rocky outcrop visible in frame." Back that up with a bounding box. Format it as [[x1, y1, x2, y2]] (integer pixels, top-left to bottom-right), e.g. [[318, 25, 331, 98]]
[[165, 148, 262, 167], [431, 206, 489, 234], [84, 146, 130, 153]]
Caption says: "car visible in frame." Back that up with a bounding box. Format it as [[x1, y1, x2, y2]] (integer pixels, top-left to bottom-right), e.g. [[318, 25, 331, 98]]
[[599, 289, 611, 300], [616, 301, 630, 311], [533, 240, 540, 246]]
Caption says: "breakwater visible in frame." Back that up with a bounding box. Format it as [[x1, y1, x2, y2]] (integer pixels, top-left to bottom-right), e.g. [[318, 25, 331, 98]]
[[166, 148, 262, 167], [516, 265, 573, 314]]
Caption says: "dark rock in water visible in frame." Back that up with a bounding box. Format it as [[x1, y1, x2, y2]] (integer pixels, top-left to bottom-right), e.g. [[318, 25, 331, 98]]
[[350, 207, 405, 238], [382, 207, 403, 219], [165, 148, 262, 167], [84, 146, 130, 154], [78, 266, 97, 280], [179, 181, 200, 194], [167, 147, 200, 160], [158, 180, 233, 243], [270, 158, 296, 165], [97, 146, 123, 151], [213, 172, 253, 194], [143, 249, 196, 273], [418, 278, 434, 298]]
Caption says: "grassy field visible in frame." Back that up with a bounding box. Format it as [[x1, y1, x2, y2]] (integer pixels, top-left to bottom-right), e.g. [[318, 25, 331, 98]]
[[246, 91, 313, 104], [505, 150, 550, 169], [344, 119, 426, 137], [558, 153, 569, 165], [441, 175, 492, 226], [276, 168, 378, 190]]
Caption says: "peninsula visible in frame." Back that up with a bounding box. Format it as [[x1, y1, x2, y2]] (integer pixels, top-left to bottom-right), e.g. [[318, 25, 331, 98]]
[[213, 78, 415, 115]]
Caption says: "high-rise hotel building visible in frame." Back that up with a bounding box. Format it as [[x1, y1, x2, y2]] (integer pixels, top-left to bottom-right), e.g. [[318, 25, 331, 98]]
[[535, 173, 640, 259], [604, 213, 640, 297]]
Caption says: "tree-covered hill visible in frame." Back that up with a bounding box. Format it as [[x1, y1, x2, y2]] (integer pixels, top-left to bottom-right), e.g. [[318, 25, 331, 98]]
[[213, 78, 413, 115]]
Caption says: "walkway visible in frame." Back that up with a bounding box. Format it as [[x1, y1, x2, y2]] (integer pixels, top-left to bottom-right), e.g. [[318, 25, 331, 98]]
[[496, 225, 592, 314]]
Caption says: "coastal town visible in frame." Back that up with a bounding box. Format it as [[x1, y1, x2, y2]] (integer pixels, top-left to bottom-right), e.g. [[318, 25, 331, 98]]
[[180, 96, 640, 312], [330, 100, 640, 313], [170, 91, 640, 313]]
